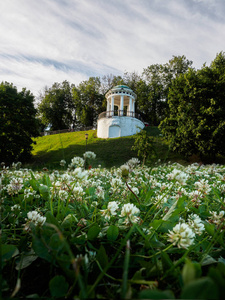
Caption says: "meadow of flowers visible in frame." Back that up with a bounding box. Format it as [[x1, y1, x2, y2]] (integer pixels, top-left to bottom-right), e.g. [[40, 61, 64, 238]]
[[1, 153, 225, 299]]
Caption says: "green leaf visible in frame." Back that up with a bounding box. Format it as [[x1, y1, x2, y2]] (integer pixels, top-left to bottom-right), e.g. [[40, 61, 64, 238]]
[[49, 233, 65, 251], [15, 250, 38, 270], [61, 214, 78, 228], [42, 174, 52, 188], [161, 251, 173, 272], [139, 289, 175, 299], [204, 222, 215, 236], [107, 225, 119, 242], [49, 275, 69, 298], [87, 225, 100, 241], [181, 277, 219, 299], [96, 245, 108, 269], [39, 184, 50, 200], [201, 255, 217, 266], [218, 257, 225, 265], [1, 244, 19, 266], [32, 236, 52, 262], [150, 219, 163, 230], [182, 259, 201, 285], [45, 211, 61, 229]]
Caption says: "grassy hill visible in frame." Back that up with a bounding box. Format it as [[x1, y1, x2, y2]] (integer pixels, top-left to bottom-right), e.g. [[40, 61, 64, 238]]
[[27, 127, 185, 170]]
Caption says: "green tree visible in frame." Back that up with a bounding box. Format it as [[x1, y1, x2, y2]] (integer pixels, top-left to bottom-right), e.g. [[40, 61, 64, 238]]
[[100, 74, 124, 94], [0, 82, 39, 164], [138, 56, 193, 125], [132, 129, 157, 165], [38, 81, 74, 130], [159, 52, 225, 160], [72, 77, 104, 127]]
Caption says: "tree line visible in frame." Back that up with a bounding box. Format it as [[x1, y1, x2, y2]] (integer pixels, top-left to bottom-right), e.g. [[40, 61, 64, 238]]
[[1, 52, 225, 164], [37, 55, 193, 131]]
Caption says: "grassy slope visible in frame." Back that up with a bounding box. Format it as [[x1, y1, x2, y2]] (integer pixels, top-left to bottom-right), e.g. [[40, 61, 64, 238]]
[[28, 127, 186, 170]]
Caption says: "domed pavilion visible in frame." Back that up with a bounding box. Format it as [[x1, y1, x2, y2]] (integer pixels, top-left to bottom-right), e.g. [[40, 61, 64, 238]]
[[97, 85, 144, 138]]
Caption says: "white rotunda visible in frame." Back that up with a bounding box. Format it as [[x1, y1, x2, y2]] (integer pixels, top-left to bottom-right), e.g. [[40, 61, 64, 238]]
[[97, 85, 144, 138]]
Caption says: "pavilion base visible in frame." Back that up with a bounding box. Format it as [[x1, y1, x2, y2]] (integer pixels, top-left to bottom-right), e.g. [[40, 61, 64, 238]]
[[97, 116, 144, 138]]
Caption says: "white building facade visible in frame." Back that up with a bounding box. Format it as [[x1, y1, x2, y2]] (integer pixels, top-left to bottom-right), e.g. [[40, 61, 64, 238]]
[[97, 85, 144, 138]]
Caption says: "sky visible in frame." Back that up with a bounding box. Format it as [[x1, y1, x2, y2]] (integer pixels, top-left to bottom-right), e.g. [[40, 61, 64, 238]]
[[0, 0, 224, 97]]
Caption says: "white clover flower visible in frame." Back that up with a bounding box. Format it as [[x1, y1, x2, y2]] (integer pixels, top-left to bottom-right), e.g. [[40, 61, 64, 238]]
[[59, 189, 69, 201], [83, 151, 96, 160], [68, 156, 85, 169], [167, 169, 189, 185], [72, 185, 84, 200], [209, 210, 225, 226], [95, 186, 105, 199], [131, 187, 139, 195], [167, 222, 195, 249], [194, 179, 211, 194], [111, 177, 123, 188], [24, 187, 37, 199], [72, 168, 88, 181], [120, 203, 140, 225], [108, 201, 119, 215], [60, 159, 66, 167], [11, 204, 21, 211], [120, 164, 130, 177], [61, 173, 73, 182], [188, 214, 205, 235], [27, 211, 46, 226], [126, 158, 140, 168], [188, 190, 203, 204], [7, 177, 23, 195], [101, 201, 119, 220]]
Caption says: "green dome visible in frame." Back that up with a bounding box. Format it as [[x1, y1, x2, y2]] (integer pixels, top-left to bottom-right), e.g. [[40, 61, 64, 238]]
[[113, 85, 130, 89]]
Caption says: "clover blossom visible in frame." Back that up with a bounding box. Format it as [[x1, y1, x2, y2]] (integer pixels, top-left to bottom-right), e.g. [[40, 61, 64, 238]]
[[7, 177, 23, 195], [11, 204, 21, 211], [60, 159, 66, 167], [73, 167, 88, 180], [209, 210, 225, 226], [126, 158, 140, 169], [120, 164, 130, 177], [167, 222, 195, 249], [59, 189, 69, 201], [83, 151, 96, 160], [188, 190, 203, 205], [188, 213, 205, 235], [194, 179, 211, 194], [167, 169, 189, 185], [68, 156, 85, 169], [72, 185, 84, 201], [120, 203, 140, 225], [24, 187, 38, 199], [101, 201, 119, 220], [95, 186, 105, 199], [26, 211, 46, 227]]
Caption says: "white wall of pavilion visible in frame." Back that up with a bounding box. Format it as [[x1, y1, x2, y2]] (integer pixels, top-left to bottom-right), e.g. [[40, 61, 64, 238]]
[[97, 85, 144, 138]]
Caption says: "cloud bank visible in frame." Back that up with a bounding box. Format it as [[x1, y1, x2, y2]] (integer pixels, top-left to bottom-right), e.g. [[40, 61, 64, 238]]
[[0, 0, 224, 96]]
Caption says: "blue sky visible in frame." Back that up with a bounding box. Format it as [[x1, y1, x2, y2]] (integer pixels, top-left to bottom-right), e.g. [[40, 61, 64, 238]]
[[0, 0, 224, 96]]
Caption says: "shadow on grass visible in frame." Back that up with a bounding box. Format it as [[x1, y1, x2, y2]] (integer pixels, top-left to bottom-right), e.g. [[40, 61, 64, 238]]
[[27, 136, 137, 170]]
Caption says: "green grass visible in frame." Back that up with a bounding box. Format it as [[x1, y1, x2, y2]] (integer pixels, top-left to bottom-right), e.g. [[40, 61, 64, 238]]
[[27, 127, 187, 170]]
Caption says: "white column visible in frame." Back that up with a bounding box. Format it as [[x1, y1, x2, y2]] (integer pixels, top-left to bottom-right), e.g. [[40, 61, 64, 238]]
[[107, 99, 110, 112], [129, 97, 132, 116], [107, 99, 110, 117], [111, 96, 114, 116], [133, 100, 135, 115], [120, 95, 124, 116]]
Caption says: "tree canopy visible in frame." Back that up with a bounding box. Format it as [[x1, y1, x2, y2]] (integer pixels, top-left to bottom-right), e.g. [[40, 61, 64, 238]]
[[0, 82, 39, 164], [159, 51, 225, 160], [38, 81, 74, 130], [72, 77, 104, 127]]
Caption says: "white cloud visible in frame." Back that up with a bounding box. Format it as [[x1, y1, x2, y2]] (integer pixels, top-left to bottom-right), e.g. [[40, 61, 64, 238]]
[[0, 0, 224, 96]]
